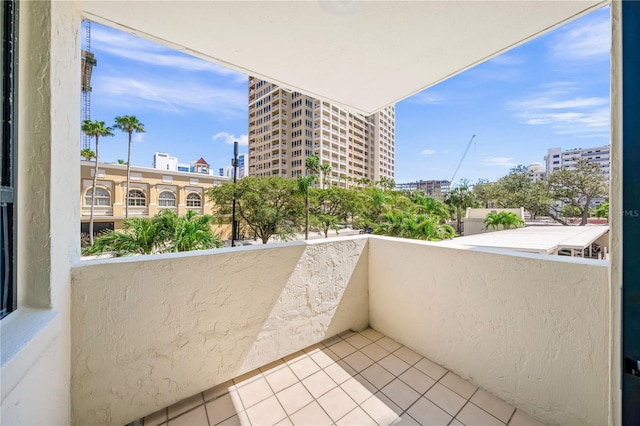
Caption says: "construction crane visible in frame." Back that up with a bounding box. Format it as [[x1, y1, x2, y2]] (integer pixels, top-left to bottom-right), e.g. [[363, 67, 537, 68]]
[[81, 20, 95, 149], [450, 134, 476, 184]]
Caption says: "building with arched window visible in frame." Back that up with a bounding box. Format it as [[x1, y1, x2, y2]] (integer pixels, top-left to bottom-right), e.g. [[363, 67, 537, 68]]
[[81, 161, 229, 233]]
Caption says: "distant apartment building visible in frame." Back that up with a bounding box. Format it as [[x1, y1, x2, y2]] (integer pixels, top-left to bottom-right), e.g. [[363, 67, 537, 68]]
[[396, 180, 451, 196], [544, 145, 610, 181], [527, 162, 546, 182], [152, 152, 211, 174], [247, 78, 395, 186], [219, 154, 247, 179], [81, 161, 229, 234]]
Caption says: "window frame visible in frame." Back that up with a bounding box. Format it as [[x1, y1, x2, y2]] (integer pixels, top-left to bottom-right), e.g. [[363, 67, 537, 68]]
[[84, 187, 111, 206], [127, 189, 146, 207], [186, 192, 201, 208], [0, 0, 18, 320], [158, 190, 176, 207]]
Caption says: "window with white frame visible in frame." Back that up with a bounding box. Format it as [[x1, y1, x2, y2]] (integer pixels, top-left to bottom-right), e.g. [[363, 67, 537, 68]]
[[158, 191, 176, 207], [186, 192, 201, 207], [84, 187, 111, 206], [128, 189, 146, 206]]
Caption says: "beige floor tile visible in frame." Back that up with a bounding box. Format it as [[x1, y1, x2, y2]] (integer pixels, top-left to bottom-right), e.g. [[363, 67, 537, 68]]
[[234, 369, 263, 386], [168, 393, 205, 419], [316, 386, 358, 421], [380, 378, 421, 411], [340, 377, 376, 404], [450, 419, 464, 426], [309, 347, 340, 368], [324, 361, 355, 385], [456, 402, 505, 426], [470, 389, 515, 423], [360, 394, 402, 425], [215, 410, 249, 426], [275, 418, 292, 425], [245, 395, 287, 425], [342, 350, 375, 373], [398, 367, 436, 394], [360, 363, 395, 389], [303, 342, 324, 354], [259, 359, 286, 373], [406, 397, 452, 426], [289, 356, 321, 380], [393, 346, 423, 366], [394, 414, 421, 425], [283, 350, 307, 363], [378, 354, 411, 377], [289, 401, 333, 425], [439, 372, 478, 399], [345, 333, 372, 349], [322, 335, 342, 347], [372, 391, 403, 415], [236, 377, 274, 409], [509, 409, 546, 426], [353, 374, 378, 394], [168, 405, 209, 426], [414, 357, 448, 380], [206, 393, 242, 425], [376, 336, 403, 352], [276, 382, 314, 416], [359, 328, 384, 342], [264, 366, 299, 393], [336, 406, 377, 425], [359, 342, 390, 362], [338, 329, 356, 339], [329, 340, 358, 359], [302, 370, 337, 398], [204, 380, 235, 402], [143, 408, 167, 426], [425, 383, 467, 416]]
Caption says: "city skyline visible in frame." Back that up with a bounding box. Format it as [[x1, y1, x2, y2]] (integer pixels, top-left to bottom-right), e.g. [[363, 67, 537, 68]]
[[86, 6, 609, 184]]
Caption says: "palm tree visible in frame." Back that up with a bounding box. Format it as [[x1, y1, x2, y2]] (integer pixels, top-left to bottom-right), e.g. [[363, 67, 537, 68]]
[[305, 155, 320, 180], [445, 183, 477, 234], [484, 211, 524, 230], [117, 159, 128, 165], [320, 163, 332, 188], [114, 116, 145, 218], [81, 120, 114, 245], [297, 175, 317, 240], [80, 148, 96, 161]]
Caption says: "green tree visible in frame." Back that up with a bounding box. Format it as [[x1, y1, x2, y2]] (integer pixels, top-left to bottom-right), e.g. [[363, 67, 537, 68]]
[[593, 201, 609, 219], [484, 211, 525, 230], [547, 159, 608, 225], [297, 174, 317, 240], [319, 163, 332, 188], [445, 180, 477, 234], [81, 120, 115, 245], [114, 115, 145, 218], [84, 210, 222, 257], [208, 176, 302, 244], [374, 211, 455, 241], [117, 159, 128, 165], [80, 148, 96, 161], [309, 187, 358, 238], [410, 193, 450, 222]]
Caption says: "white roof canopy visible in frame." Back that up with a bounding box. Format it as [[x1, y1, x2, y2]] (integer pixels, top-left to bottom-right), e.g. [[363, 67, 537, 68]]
[[82, 0, 607, 115]]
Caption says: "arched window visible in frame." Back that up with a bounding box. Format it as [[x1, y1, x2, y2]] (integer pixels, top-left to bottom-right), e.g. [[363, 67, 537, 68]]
[[158, 191, 176, 207], [84, 187, 111, 206], [128, 189, 146, 206], [186, 192, 201, 207]]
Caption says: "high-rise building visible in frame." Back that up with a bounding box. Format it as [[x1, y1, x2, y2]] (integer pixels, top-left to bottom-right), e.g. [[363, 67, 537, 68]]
[[152, 152, 179, 171], [247, 78, 395, 186], [219, 154, 247, 179], [544, 145, 610, 181]]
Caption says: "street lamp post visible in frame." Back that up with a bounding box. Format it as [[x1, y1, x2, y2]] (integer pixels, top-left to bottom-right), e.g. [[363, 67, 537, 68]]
[[231, 141, 239, 247]]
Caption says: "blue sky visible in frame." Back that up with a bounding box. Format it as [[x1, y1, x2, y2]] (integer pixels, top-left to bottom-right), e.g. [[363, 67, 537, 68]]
[[87, 6, 610, 184]]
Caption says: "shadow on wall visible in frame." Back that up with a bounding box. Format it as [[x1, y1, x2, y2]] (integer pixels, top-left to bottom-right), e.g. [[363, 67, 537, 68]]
[[70, 237, 369, 425]]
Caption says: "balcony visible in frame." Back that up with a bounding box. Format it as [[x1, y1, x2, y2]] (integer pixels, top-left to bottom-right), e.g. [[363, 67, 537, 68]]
[[71, 236, 608, 425], [81, 206, 113, 216]]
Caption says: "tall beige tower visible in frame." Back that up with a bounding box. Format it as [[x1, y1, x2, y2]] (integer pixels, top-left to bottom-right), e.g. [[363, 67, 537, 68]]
[[248, 78, 395, 186]]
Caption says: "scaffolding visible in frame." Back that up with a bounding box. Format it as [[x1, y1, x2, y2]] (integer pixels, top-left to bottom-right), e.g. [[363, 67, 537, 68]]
[[81, 21, 96, 149]]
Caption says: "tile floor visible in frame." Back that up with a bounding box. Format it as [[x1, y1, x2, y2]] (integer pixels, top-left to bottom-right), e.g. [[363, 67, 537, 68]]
[[132, 329, 546, 426]]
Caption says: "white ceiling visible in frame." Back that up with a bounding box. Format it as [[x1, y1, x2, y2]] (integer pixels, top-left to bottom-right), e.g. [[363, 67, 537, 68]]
[[82, 1, 607, 115]]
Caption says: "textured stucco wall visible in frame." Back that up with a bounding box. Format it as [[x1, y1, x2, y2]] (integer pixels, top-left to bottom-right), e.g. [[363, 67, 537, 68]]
[[1, 1, 79, 424], [368, 236, 610, 426], [71, 237, 368, 425]]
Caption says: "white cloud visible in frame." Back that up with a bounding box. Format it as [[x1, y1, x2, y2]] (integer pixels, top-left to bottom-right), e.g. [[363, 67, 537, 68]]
[[94, 74, 247, 117], [482, 157, 517, 167], [408, 92, 444, 105], [213, 132, 248, 146], [91, 25, 247, 83], [421, 149, 436, 155], [490, 54, 524, 66], [133, 133, 145, 143], [550, 14, 610, 62], [507, 82, 609, 138]]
